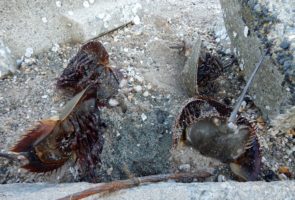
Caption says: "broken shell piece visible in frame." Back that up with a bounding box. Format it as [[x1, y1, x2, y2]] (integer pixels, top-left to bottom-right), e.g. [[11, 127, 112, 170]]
[[180, 36, 201, 97], [172, 97, 261, 181], [230, 135, 261, 181]]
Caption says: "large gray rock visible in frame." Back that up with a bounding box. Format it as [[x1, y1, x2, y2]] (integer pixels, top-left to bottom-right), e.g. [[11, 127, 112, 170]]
[[220, 0, 295, 121], [0, 39, 15, 79], [0, 181, 294, 200], [0, 0, 141, 58]]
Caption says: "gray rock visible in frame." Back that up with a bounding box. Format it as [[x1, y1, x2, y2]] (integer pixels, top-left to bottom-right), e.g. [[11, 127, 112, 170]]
[[220, 0, 295, 121], [0, 181, 295, 200], [280, 39, 290, 50], [0, 39, 15, 79], [0, 0, 141, 57]]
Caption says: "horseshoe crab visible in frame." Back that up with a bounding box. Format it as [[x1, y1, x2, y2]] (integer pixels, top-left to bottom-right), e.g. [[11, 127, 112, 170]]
[[10, 86, 105, 178], [172, 96, 261, 181], [57, 41, 122, 106], [172, 52, 266, 181]]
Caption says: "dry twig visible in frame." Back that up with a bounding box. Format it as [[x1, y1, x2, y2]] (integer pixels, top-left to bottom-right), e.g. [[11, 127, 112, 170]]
[[58, 171, 211, 200]]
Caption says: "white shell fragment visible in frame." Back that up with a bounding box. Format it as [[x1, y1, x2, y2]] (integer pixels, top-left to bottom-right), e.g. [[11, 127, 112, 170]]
[[108, 98, 119, 107], [83, 1, 90, 8], [56, 1, 62, 7], [25, 48, 34, 58], [42, 17, 48, 23], [141, 113, 147, 121], [244, 26, 249, 37]]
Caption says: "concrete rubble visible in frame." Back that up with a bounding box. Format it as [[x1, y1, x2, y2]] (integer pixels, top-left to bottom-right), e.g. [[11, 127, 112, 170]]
[[0, 39, 16, 78], [220, 0, 295, 121], [0, 0, 141, 58], [0, 181, 295, 200]]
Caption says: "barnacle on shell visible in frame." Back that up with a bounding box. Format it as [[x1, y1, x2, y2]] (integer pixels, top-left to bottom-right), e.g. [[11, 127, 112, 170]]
[[172, 97, 261, 181]]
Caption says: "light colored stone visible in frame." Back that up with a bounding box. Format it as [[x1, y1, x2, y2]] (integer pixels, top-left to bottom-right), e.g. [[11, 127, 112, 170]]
[[0, 0, 141, 57], [108, 98, 119, 107], [62, 0, 141, 43], [0, 39, 15, 78], [143, 91, 149, 97], [0, 181, 294, 200], [134, 85, 143, 93], [141, 113, 147, 121]]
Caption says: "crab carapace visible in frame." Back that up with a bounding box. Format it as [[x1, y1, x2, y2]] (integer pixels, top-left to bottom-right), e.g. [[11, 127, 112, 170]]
[[11, 86, 105, 178], [57, 41, 122, 106], [172, 52, 266, 181], [172, 97, 261, 181]]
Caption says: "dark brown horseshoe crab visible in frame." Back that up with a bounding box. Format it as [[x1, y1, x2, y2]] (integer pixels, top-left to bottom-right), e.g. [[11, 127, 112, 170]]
[[10, 86, 105, 178], [57, 41, 122, 106]]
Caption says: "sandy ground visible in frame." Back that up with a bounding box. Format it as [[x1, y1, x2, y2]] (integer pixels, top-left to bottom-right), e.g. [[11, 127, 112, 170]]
[[0, 0, 293, 184]]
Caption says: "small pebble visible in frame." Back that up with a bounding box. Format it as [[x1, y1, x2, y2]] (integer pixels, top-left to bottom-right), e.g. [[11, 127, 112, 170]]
[[141, 113, 147, 121], [134, 75, 144, 83], [178, 164, 191, 172], [42, 17, 48, 23], [218, 175, 226, 182], [107, 167, 113, 175], [119, 79, 128, 88], [278, 173, 288, 180], [108, 98, 119, 107], [41, 95, 48, 99], [146, 84, 152, 90], [51, 44, 60, 52], [244, 26, 249, 37], [98, 13, 105, 19], [83, 1, 90, 8], [280, 39, 290, 49], [254, 4, 261, 12], [143, 91, 149, 97], [134, 85, 142, 93], [133, 16, 141, 25], [24, 58, 36, 65], [89, 0, 95, 4], [56, 1, 62, 7], [25, 48, 34, 58]]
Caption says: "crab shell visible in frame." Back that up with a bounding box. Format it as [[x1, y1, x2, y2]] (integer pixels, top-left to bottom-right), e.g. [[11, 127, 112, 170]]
[[172, 96, 261, 181], [57, 41, 122, 106], [11, 87, 105, 178]]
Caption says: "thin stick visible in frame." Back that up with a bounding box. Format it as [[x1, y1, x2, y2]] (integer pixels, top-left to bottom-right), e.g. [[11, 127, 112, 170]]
[[84, 21, 134, 43], [58, 171, 211, 200], [228, 51, 267, 124]]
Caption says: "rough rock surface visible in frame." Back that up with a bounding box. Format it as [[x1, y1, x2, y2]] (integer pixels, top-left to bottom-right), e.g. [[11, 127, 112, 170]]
[[220, 0, 295, 120], [0, 181, 295, 200], [0, 0, 140, 58], [0, 39, 15, 79]]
